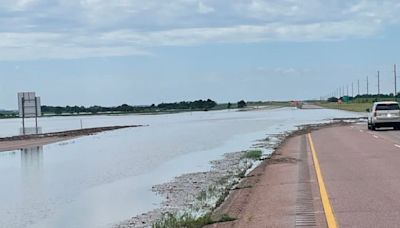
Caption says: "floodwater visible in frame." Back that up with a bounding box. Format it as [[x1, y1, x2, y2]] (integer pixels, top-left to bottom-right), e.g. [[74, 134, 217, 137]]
[[0, 108, 361, 228]]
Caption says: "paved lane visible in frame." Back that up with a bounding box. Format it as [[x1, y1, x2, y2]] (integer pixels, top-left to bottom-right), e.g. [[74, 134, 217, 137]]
[[311, 124, 400, 227]]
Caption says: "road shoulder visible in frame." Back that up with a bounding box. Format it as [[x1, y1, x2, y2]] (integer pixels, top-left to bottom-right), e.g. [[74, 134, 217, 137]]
[[207, 133, 326, 228]]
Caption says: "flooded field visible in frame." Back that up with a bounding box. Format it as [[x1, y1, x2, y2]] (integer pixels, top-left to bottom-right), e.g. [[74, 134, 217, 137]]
[[0, 108, 360, 228]]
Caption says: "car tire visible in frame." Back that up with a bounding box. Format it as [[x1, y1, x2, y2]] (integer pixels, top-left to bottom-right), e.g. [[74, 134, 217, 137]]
[[371, 124, 376, 131]]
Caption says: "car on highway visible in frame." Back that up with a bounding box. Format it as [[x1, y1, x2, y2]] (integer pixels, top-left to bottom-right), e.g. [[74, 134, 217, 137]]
[[367, 101, 400, 130]]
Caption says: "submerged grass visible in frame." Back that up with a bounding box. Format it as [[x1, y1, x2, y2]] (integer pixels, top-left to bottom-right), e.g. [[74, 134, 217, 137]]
[[241, 150, 262, 160], [152, 213, 236, 228], [153, 151, 259, 227]]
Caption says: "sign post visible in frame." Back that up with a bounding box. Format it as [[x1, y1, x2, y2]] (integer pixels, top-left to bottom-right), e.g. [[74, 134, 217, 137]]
[[18, 92, 41, 135]]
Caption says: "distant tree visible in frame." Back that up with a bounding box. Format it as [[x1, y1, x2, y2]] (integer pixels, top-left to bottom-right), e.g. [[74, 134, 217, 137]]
[[237, 100, 247, 108], [54, 107, 63, 115], [227, 102, 232, 109], [327, 97, 338, 102], [204, 99, 217, 110]]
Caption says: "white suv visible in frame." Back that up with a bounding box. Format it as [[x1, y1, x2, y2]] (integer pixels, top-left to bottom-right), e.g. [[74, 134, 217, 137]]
[[368, 101, 400, 130]]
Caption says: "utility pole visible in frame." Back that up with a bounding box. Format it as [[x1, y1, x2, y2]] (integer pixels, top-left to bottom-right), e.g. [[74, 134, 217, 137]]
[[352, 82, 354, 97], [367, 76, 369, 95], [395, 64, 397, 99], [377, 70, 380, 101], [378, 71, 380, 95], [342, 86, 345, 97], [358, 79, 360, 95]]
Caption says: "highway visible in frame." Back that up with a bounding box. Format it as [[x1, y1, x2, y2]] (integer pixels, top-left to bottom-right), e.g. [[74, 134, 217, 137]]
[[311, 123, 400, 227], [209, 123, 400, 228]]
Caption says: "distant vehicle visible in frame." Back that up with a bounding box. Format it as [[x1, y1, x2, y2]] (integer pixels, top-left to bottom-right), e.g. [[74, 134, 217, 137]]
[[367, 101, 400, 130]]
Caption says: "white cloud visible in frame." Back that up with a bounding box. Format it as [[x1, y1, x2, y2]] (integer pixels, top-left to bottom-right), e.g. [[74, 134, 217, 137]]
[[197, 1, 214, 14], [0, 0, 399, 60], [257, 66, 307, 77]]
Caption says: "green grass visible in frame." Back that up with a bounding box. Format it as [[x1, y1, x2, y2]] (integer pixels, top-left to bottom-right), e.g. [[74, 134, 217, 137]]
[[316, 97, 400, 113], [152, 213, 236, 228], [218, 214, 237, 223], [241, 150, 263, 160], [316, 102, 372, 112]]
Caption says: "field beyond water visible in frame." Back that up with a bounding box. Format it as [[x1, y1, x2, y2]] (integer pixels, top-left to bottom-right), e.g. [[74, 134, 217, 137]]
[[316, 102, 372, 112]]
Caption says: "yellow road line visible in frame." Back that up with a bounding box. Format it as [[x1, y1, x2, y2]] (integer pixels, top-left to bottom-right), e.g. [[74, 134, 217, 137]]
[[307, 133, 338, 228]]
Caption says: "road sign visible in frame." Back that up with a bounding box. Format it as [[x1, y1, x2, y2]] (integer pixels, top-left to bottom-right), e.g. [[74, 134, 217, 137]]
[[17, 92, 41, 134], [18, 92, 41, 117]]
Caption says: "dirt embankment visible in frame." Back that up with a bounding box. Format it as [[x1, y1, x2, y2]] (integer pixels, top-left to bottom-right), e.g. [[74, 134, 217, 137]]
[[0, 125, 143, 152]]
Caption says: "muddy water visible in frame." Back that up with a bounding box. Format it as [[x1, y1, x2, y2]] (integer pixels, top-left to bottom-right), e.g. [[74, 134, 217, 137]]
[[0, 108, 360, 228]]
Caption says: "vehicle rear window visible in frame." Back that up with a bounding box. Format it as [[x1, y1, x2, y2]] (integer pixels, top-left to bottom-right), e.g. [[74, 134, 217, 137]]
[[376, 104, 400, 110]]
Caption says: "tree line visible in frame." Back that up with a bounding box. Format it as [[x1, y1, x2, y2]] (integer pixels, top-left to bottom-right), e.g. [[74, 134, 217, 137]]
[[327, 94, 400, 103], [41, 99, 225, 114]]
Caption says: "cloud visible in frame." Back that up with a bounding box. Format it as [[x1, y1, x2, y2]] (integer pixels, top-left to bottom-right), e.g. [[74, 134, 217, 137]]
[[197, 1, 214, 14], [0, 0, 399, 60], [257, 66, 308, 77], [274, 67, 297, 75]]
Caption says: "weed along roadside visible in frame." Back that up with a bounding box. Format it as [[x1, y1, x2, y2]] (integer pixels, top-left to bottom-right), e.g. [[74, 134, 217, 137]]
[[152, 213, 236, 228], [119, 149, 265, 227], [150, 150, 262, 227]]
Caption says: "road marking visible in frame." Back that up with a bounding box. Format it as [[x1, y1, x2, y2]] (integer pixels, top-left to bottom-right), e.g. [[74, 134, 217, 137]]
[[307, 133, 338, 228], [395, 144, 400, 148], [360, 130, 364, 133], [373, 135, 379, 139]]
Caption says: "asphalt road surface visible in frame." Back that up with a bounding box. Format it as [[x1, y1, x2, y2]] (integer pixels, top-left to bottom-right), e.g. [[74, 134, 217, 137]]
[[311, 123, 400, 227], [210, 123, 400, 228]]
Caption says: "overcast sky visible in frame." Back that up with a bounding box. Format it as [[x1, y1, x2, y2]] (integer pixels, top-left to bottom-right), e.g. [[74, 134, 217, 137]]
[[1, 0, 400, 109]]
